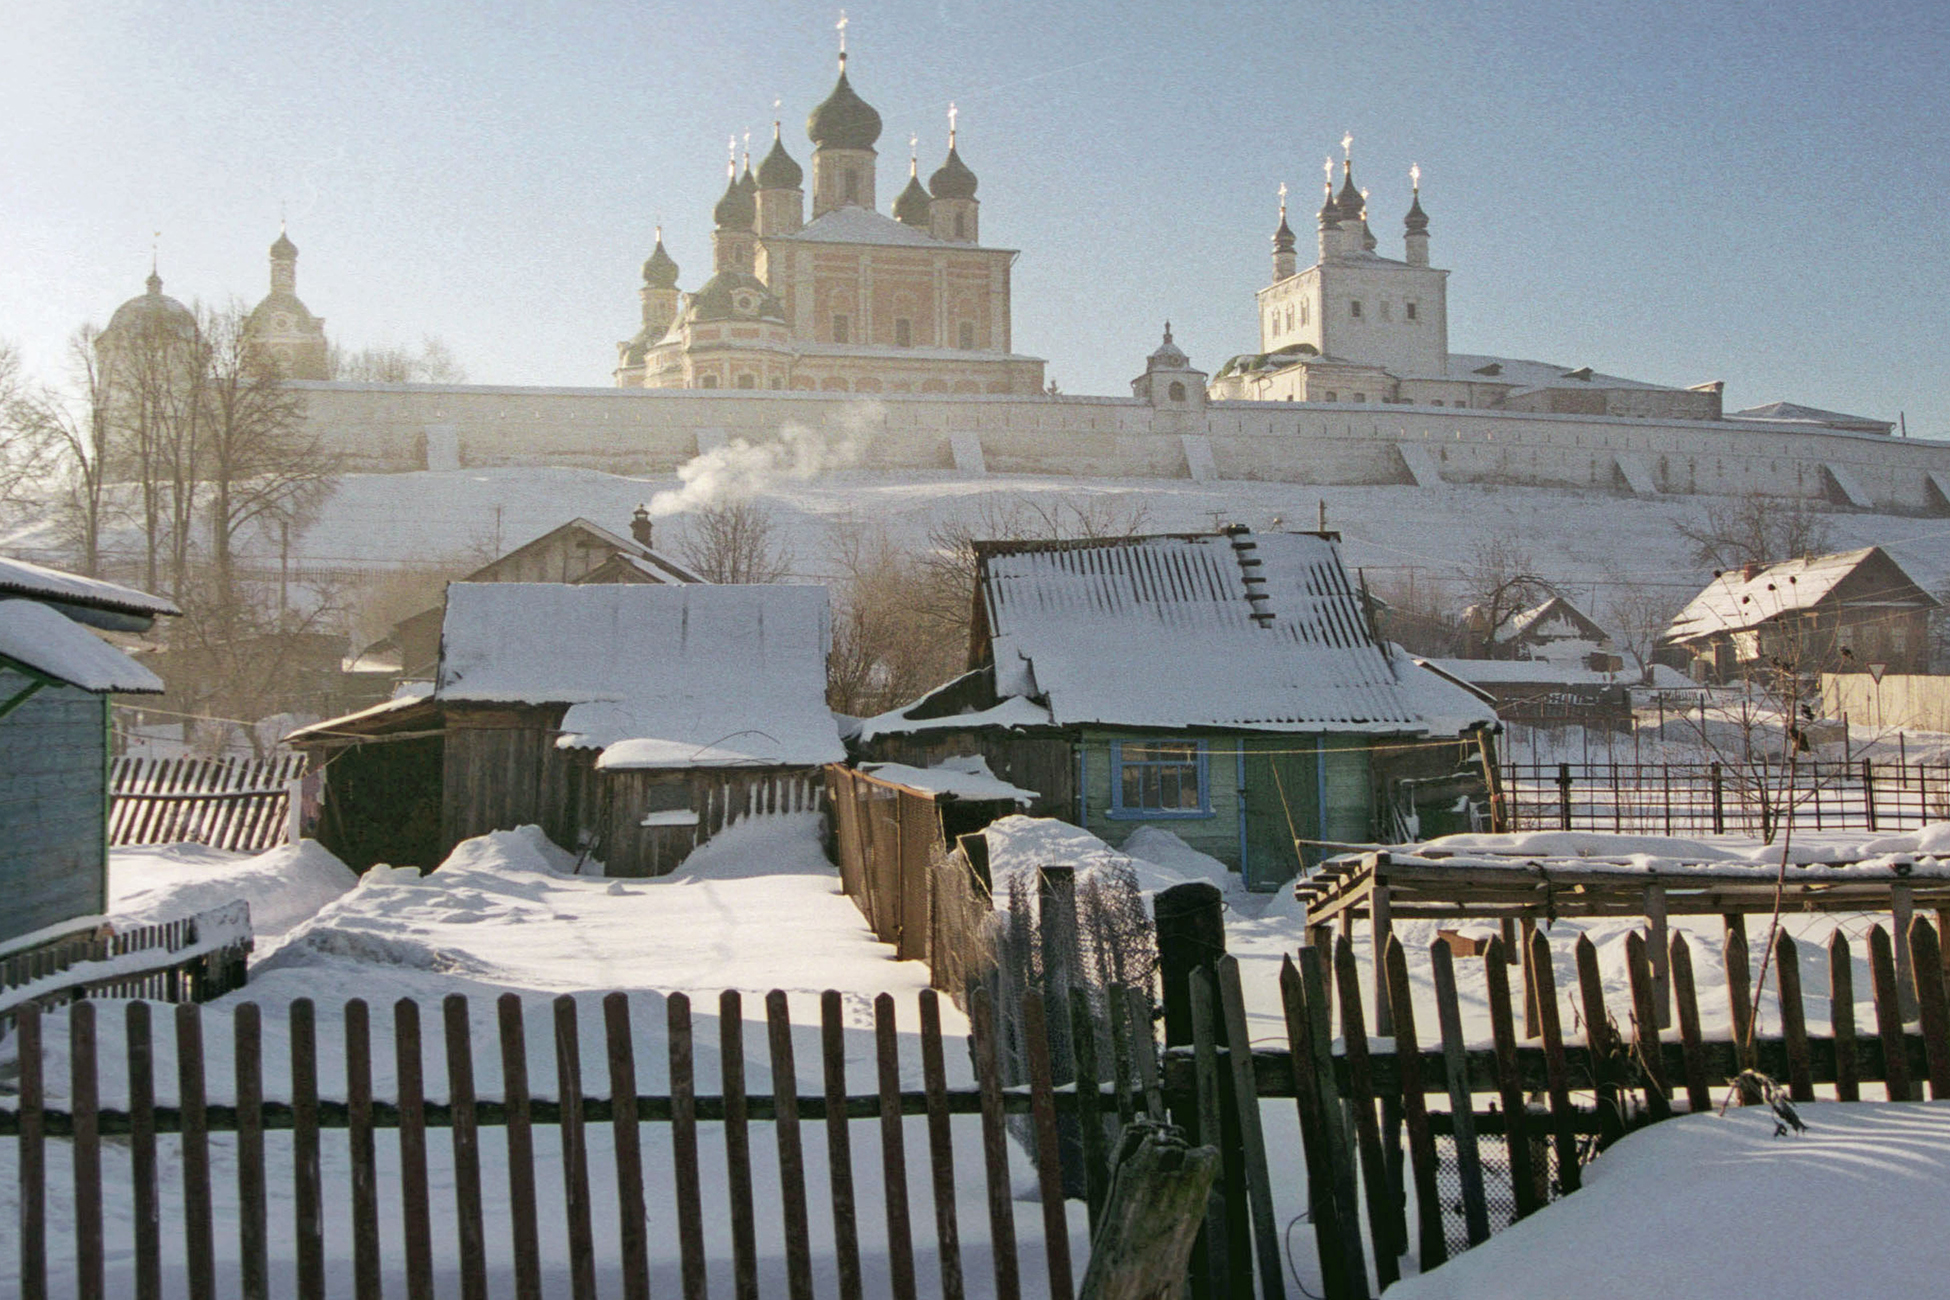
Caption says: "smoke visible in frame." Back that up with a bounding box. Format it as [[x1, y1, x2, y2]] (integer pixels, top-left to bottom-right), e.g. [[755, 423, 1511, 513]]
[[649, 402, 880, 517]]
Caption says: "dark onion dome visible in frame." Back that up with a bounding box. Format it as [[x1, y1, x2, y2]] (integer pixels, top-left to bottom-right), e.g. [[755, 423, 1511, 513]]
[[806, 67, 882, 150], [1272, 214, 1297, 253], [757, 126, 803, 189], [641, 237, 679, 289], [1361, 216, 1378, 252], [270, 228, 298, 259], [688, 269, 785, 323], [1317, 185, 1340, 229], [1335, 164, 1363, 222], [928, 144, 978, 200], [1147, 322, 1189, 369], [1404, 190, 1429, 236], [894, 165, 932, 226], [107, 271, 198, 340], [712, 172, 755, 229], [738, 160, 758, 196]]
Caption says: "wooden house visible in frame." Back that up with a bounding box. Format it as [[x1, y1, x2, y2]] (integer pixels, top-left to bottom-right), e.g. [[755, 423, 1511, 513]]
[[854, 530, 1500, 890], [0, 557, 176, 944], [1659, 546, 1940, 684], [375, 510, 704, 678], [289, 582, 842, 876]]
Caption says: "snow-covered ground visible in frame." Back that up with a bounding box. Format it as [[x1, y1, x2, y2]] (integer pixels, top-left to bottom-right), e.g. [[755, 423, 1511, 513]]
[[7, 811, 1948, 1295]]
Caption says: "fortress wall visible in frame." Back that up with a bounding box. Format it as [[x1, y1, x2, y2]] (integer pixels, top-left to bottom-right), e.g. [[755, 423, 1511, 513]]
[[290, 382, 1950, 512]]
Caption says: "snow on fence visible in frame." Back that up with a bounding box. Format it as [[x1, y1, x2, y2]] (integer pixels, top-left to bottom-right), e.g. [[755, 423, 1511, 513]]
[[0, 901, 253, 1022], [1503, 757, 1950, 837], [109, 754, 308, 853], [4, 984, 1149, 1300]]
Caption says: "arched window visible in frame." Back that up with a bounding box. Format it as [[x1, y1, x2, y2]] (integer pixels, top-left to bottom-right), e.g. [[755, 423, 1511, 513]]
[[895, 317, 912, 347], [1167, 381, 1186, 402], [832, 314, 850, 344], [959, 321, 975, 350], [955, 212, 966, 239], [844, 170, 859, 202]]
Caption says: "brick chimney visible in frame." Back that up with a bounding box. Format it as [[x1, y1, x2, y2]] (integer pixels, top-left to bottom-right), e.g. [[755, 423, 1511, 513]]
[[630, 504, 653, 548]]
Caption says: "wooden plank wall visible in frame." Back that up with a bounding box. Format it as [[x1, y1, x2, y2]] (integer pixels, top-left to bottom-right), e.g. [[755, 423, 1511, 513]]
[[0, 680, 108, 944], [108, 753, 307, 853]]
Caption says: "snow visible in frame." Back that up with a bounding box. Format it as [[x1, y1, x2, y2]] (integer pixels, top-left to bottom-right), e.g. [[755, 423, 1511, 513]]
[[790, 205, 948, 247], [1386, 1102, 1950, 1299], [0, 598, 165, 693], [860, 755, 1038, 803], [855, 690, 1054, 741], [1663, 546, 1918, 643], [979, 532, 1496, 735], [434, 583, 845, 769], [109, 840, 360, 938], [980, 814, 1232, 905], [0, 553, 178, 618]]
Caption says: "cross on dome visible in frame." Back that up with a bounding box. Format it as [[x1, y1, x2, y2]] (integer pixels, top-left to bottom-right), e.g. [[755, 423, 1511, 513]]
[[1342, 132, 1353, 159], [1410, 162, 1422, 190], [948, 101, 958, 146], [837, 9, 847, 58]]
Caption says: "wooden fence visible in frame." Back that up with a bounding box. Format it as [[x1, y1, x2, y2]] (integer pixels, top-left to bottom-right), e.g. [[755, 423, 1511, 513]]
[[827, 766, 995, 991], [110, 755, 308, 853], [1503, 757, 1950, 837], [1, 902, 254, 1023], [4, 983, 1158, 1300]]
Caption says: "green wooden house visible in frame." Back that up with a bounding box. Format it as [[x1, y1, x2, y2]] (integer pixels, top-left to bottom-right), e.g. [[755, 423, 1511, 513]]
[[855, 530, 1499, 890], [0, 557, 175, 945]]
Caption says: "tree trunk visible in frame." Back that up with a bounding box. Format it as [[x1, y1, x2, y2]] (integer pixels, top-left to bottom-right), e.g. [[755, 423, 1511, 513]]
[[1077, 1119, 1219, 1300]]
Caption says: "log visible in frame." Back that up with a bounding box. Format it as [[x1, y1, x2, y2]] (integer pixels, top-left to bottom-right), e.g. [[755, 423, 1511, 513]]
[[1076, 1119, 1220, 1300]]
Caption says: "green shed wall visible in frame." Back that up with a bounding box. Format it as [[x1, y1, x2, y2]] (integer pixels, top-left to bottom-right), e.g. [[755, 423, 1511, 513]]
[[0, 670, 109, 943]]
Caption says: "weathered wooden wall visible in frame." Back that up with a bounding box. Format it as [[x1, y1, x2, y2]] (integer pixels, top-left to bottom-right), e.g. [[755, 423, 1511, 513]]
[[439, 707, 561, 855], [0, 673, 108, 943], [601, 766, 826, 877], [855, 728, 1075, 820]]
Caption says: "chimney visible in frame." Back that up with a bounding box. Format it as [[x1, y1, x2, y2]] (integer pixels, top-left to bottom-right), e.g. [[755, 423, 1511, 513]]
[[630, 504, 653, 548], [1741, 561, 1762, 581]]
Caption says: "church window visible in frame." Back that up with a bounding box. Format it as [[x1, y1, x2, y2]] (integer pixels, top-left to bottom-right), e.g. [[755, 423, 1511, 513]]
[[895, 317, 912, 348], [832, 314, 850, 344], [1168, 382, 1186, 402], [1353, 393, 1367, 402], [736, 373, 756, 389], [955, 212, 967, 239], [1323, 390, 1338, 402], [1380, 301, 1392, 321], [1432, 399, 1444, 407], [844, 170, 860, 203], [769, 377, 783, 389], [1406, 301, 1418, 321], [1350, 300, 1363, 319], [1301, 300, 1309, 326], [700, 374, 720, 389], [959, 321, 976, 350]]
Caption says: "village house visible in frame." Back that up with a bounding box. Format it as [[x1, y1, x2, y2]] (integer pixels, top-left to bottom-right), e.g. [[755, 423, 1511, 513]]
[[853, 529, 1500, 889], [288, 582, 842, 876], [371, 509, 703, 680], [1658, 546, 1940, 685], [0, 557, 176, 944]]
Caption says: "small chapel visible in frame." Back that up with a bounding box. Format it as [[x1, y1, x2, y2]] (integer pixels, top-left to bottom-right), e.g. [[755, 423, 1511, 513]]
[[613, 33, 1045, 396]]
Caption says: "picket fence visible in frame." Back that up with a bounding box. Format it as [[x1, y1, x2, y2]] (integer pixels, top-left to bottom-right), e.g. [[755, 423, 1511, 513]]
[[110, 755, 307, 854]]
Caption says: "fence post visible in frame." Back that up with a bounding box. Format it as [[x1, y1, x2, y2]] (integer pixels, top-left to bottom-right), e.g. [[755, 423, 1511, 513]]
[[1863, 759, 1878, 833], [1710, 762, 1725, 835], [1556, 762, 1572, 831]]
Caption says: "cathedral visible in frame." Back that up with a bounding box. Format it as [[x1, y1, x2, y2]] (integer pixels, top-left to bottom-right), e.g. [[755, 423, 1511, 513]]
[[613, 45, 1045, 396]]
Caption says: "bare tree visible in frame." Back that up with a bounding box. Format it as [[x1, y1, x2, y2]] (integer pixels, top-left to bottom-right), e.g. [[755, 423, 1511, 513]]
[[1600, 571, 1683, 683], [675, 498, 793, 584], [825, 516, 964, 716], [328, 335, 468, 384], [8, 329, 116, 574], [1674, 491, 1834, 571], [0, 340, 57, 532], [1454, 536, 1553, 658]]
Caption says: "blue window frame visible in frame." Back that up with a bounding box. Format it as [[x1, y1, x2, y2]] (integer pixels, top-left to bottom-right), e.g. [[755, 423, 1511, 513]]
[[1109, 739, 1211, 819]]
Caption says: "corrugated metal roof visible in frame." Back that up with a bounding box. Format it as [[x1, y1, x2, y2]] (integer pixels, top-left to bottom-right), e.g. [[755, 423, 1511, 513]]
[[977, 531, 1492, 734]]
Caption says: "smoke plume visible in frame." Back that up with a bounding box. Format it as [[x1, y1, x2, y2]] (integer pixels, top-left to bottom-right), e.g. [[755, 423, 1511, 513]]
[[649, 402, 880, 517]]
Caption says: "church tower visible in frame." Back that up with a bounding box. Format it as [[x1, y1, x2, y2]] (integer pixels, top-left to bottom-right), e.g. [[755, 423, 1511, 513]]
[[711, 142, 758, 273], [244, 224, 329, 380], [755, 116, 805, 236], [806, 23, 881, 217], [1271, 184, 1297, 282], [1404, 164, 1431, 266], [927, 106, 979, 244]]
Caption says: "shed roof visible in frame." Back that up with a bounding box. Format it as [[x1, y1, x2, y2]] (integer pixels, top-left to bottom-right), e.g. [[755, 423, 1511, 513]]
[[1662, 546, 1939, 645], [436, 583, 844, 769], [973, 531, 1495, 735], [0, 599, 164, 694], [0, 555, 179, 620]]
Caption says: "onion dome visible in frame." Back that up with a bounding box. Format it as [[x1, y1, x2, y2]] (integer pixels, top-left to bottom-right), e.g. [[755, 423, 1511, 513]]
[[1317, 181, 1340, 229], [713, 171, 755, 229], [1361, 214, 1378, 252], [107, 270, 198, 340], [688, 269, 785, 323], [270, 228, 297, 260], [1147, 322, 1189, 370], [1404, 189, 1429, 237], [1273, 213, 1297, 254], [807, 65, 883, 151], [1335, 162, 1363, 222], [641, 234, 679, 289], [929, 144, 978, 200], [738, 157, 758, 197], [757, 124, 803, 189], [894, 159, 932, 226]]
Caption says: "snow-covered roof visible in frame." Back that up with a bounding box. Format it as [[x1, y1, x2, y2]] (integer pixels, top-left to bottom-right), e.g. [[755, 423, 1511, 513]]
[[1730, 401, 1893, 434], [976, 531, 1497, 735], [1437, 354, 1681, 392], [1421, 657, 1620, 686], [0, 599, 164, 694], [1494, 595, 1608, 645], [859, 756, 1038, 804], [784, 206, 1014, 251], [1663, 546, 1938, 644], [435, 583, 844, 769], [0, 555, 179, 620]]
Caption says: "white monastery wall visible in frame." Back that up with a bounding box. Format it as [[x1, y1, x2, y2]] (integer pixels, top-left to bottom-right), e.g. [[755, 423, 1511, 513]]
[[291, 382, 1950, 513]]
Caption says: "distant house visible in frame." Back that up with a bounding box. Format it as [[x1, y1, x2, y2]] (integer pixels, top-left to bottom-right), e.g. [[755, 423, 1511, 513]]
[[1417, 657, 1635, 734], [0, 557, 176, 944], [854, 530, 1500, 890], [290, 583, 842, 876], [1659, 546, 1939, 684], [374, 510, 704, 679], [1489, 595, 1615, 665]]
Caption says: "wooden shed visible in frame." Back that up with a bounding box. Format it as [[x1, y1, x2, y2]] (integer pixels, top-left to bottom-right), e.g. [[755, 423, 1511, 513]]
[[290, 582, 842, 876], [853, 530, 1501, 890], [0, 557, 176, 945]]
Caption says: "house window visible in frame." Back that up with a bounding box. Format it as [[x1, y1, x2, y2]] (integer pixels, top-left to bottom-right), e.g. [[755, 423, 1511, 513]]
[[1350, 300, 1363, 319], [895, 317, 912, 347], [1110, 740, 1209, 818], [959, 321, 976, 350], [832, 314, 850, 344], [1406, 302, 1419, 321]]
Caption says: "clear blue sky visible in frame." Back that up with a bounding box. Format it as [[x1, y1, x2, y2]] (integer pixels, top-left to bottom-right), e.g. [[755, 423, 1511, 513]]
[[5, 0, 1946, 432]]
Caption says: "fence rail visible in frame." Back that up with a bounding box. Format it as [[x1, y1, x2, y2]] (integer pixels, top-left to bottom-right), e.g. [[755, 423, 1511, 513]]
[[0, 901, 253, 1022], [110, 754, 307, 853], [1503, 757, 1950, 836]]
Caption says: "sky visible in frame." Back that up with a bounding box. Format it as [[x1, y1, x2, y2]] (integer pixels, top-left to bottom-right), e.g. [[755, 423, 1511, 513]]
[[4, 0, 1948, 433]]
